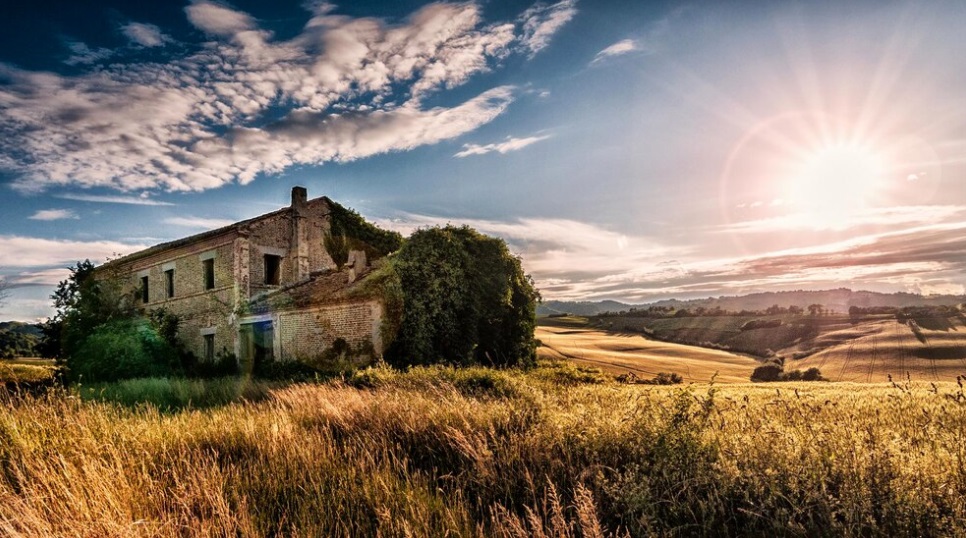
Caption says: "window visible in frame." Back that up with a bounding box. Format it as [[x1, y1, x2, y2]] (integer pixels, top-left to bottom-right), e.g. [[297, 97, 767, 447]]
[[264, 254, 281, 285], [203, 333, 215, 362], [140, 276, 149, 304], [164, 269, 175, 298], [203, 258, 215, 290]]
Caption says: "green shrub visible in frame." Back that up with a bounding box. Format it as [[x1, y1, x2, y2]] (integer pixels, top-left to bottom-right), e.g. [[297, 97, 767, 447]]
[[69, 319, 179, 382], [80, 376, 272, 409], [384, 226, 539, 368]]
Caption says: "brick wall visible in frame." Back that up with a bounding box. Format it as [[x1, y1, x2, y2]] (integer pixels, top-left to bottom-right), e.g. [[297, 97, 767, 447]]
[[98, 189, 371, 365], [277, 300, 383, 363]]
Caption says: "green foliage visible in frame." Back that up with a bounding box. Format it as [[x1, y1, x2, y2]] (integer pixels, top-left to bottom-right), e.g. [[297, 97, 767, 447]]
[[323, 201, 403, 268], [383, 225, 540, 368], [80, 376, 272, 410], [0, 326, 39, 358], [40, 260, 138, 363], [68, 319, 181, 382]]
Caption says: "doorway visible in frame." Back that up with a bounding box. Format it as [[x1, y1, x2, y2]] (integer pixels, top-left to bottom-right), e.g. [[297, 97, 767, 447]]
[[239, 320, 274, 373]]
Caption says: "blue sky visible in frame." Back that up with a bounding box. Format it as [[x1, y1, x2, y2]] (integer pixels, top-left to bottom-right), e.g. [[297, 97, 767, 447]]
[[1, 0, 965, 321]]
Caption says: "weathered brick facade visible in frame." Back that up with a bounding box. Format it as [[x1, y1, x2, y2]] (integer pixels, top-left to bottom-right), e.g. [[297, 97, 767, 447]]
[[100, 187, 384, 367]]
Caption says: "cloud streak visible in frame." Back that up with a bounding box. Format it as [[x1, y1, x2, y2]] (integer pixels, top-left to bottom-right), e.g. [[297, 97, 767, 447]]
[[0, 236, 146, 268], [591, 39, 637, 65], [0, 1, 572, 194], [454, 134, 551, 157], [163, 216, 236, 229], [519, 0, 578, 57], [28, 209, 78, 221], [55, 193, 174, 206]]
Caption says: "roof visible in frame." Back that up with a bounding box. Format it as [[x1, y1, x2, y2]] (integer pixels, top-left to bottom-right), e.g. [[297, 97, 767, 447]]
[[248, 264, 379, 315], [102, 194, 333, 269]]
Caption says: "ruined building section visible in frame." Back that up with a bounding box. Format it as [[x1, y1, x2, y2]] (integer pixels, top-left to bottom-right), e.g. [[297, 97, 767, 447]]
[[100, 187, 385, 369]]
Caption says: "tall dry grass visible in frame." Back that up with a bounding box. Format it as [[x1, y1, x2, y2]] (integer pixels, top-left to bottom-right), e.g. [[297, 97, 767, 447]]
[[0, 364, 964, 536]]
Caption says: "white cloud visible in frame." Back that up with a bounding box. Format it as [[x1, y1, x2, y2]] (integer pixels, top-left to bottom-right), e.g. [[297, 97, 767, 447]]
[[519, 0, 578, 56], [122, 22, 171, 47], [55, 193, 174, 206], [590, 39, 638, 65], [0, 2, 565, 194], [0, 236, 146, 268], [28, 209, 78, 221], [163, 216, 236, 229], [454, 134, 551, 157], [375, 214, 966, 303], [185, 1, 256, 37]]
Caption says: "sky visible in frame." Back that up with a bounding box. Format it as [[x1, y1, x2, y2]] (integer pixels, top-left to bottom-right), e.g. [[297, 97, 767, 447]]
[[1, 0, 965, 321]]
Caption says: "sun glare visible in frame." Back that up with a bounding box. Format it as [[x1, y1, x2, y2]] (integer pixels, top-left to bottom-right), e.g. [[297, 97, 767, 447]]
[[786, 144, 886, 228]]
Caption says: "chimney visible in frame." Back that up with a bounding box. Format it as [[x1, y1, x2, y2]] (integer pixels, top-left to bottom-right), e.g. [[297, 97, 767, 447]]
[[291, 186, 307, 209], [291, 186, 310, 282]]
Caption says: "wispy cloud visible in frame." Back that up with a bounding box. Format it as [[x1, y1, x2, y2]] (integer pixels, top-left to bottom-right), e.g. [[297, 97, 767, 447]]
[[721, 205, 966, 233], [454, 134, 551, 157], [0, 236, 146, 268], [377, 214, 966, 302], [0, 1, 571, 194], [121, 22, 172, 47], [55, 193, 174, 206], [590, 39, 637, 65], [63, 41, 114, 65], [163, 216, 236, 229], [28, 209, 78, 221], [519, 0, 578, 57]]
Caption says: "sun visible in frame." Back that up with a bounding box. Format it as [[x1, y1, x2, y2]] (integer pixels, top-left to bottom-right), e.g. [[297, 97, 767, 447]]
[[786, 143, 886, 228]]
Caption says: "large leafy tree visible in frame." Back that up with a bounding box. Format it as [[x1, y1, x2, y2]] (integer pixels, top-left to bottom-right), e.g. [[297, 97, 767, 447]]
[[385, 226, 539, 368]]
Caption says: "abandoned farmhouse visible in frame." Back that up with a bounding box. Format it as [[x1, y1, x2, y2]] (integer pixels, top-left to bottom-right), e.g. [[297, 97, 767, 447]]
[[100, 187, 388, 369]]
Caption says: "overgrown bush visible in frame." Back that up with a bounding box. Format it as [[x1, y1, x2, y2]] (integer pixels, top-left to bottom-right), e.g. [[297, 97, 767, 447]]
[[384, 225, 540, 368], [323, 201, 403, 268], [69, 319, 179, 382]]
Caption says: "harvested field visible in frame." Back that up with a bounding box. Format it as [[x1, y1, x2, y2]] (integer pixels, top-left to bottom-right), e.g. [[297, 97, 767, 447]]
[[537, 324, 759, 383]]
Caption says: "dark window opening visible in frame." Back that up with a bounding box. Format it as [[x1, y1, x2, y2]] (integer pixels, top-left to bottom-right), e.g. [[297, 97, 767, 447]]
[[140, 276, 149, 304], [203, 258, 215, 290], [164, 269, 175, 298], [264, 255, 281, 285], [203, 333, 215, 362]]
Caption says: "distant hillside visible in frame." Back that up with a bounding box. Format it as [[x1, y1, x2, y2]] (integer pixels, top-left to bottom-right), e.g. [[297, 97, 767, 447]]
[[0, 322, 42, 358], [0, 322, 42, 338], [536, 300, 631, 316], [542, 289, 964, 316]]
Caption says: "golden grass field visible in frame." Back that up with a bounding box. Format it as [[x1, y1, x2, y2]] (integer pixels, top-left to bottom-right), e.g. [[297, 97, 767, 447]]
[[538, 314, 966, 384], [787, 318, 966, 382], [3, 366, 966, 536], [537, 324, 758, 383]]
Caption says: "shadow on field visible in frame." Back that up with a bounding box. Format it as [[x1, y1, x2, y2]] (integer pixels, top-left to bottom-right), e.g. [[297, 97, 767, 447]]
[[912, 346, 966, 360]]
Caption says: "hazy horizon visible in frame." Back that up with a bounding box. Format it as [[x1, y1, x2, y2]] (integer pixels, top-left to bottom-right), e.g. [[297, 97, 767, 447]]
[[2, 0, 965, 321]]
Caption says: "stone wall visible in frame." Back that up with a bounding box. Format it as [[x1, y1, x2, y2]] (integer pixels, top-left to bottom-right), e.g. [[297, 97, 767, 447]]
[[99, 188, 380, 366], [277, 300, 383, 363], [115, 235, 238, 360]]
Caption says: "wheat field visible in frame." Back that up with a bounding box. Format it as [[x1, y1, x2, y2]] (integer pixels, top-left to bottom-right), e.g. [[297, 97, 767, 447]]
[[1, 366, 966, 536], [537, 325, 758, 383]]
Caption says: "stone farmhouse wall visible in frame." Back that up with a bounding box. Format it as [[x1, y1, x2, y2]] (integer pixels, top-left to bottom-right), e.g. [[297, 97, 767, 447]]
[[101, 187, 382, 366]]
